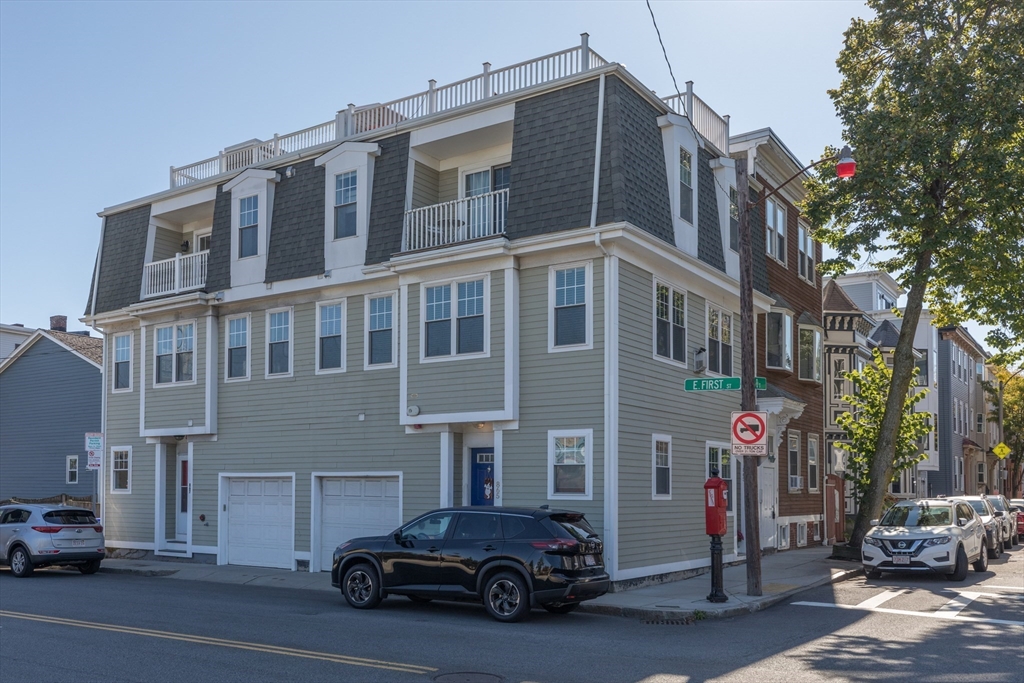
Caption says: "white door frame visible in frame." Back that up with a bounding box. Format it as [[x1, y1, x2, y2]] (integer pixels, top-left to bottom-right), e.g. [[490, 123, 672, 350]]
[[217, 472, 296, 569], [461, 431, 499, 506], [154, 442, 193, 558], [175, 451, 189, 541], [309, 471, 403, 573]]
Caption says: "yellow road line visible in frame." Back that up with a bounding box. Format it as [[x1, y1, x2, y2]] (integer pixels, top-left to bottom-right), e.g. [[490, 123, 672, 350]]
[[0, 610, 436, 675]]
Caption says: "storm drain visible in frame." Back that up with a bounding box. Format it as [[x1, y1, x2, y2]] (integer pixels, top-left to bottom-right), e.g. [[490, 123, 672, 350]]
[[641, 619, 692, 625], [433, 674, 504, 683]]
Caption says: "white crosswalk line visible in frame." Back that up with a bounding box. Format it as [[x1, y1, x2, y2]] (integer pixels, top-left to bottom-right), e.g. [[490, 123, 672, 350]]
[[855, 589, 905, 609], [935, 592, 979, 618], [791, 600, 1024, 627]]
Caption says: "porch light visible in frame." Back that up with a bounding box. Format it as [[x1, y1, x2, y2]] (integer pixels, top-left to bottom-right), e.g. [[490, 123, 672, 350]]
[[836, 146, 856, 179]]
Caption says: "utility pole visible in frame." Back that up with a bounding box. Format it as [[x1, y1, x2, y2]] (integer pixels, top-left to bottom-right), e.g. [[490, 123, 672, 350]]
[[736, 155, 762, 597]]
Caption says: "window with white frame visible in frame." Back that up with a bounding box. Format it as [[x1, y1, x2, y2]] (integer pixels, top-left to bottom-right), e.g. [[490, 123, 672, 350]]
[[66, 455, 78, 485], [798, 224, 814, 283], [915, 355, 929, 386], [111, 447, 131, 493], [707, 305, 733, 375], [807, 435, 819, 492], [367, 294, 395, 367], [317, 302, 345, 372], [267, 309, 292, 376], [707, 444, 733, 511], [798, 327, 822, 382], [832, 358, 847, 400], [655, 283, 686, 364], [238, 195, 258, 258], [977, 462, 985, 485], [226, 315, 249, 380], [788, 433, 802, 490], [729, 186, 739, 252], [548, 430, 592, 499], [154, 323, 194, 385], [877, 290, 895, 311], [977, 412, 984, 433], [652, 436, 671, 499], [766, 311, 793, 370], [551, 264, 590, 349], [334, 171, 357, 239], [679, 148, 693, 223], [424, 278, 486, 359], [196, 230, 212, 252], [113, 333, 132, 391], [765, 198, 786, 263]]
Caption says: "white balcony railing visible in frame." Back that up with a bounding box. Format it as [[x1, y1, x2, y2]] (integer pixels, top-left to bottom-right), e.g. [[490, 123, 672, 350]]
[[170, 35, 608, 188], [662, 82, 730, 155], [402, 189, 509, 252], [142, 251, 208, 299]]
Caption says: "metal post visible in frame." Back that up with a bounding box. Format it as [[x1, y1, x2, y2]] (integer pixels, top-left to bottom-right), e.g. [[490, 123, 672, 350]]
[[581, 32, 590, 70], [707, 534, 727, 603], [737, 155, 763, 597]]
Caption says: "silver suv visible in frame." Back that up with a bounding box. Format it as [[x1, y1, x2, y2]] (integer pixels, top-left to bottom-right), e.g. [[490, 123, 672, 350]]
[[0, 505, 105, 577]]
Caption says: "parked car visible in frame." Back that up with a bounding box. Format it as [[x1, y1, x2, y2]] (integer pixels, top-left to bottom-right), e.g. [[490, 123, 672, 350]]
[[985, 494, 1019, 548], [1011, 502, 1024, 538], [862, 498, 988, 580], [961, 496, 1004, 559], [0, 505, 105, 577], [331, 507, 610, 622]]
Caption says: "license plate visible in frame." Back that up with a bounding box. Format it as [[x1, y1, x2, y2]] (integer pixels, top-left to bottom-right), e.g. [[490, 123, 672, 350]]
[[583, 554, 596, 566], [893, 555, 910, 565], [72, 540, 85, 547]]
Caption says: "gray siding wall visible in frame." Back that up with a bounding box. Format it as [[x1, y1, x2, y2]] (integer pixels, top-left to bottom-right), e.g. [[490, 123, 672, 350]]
[[412, 162, 440, 209], [616, 261, 742, 571], [502, 260, 606, 534], [265, 159, 326, 283], [144, 319, 207, 431], [696, 148, 726, 272], [364, 134, 411, 265], [153, 227, 181, 263], [205, 186, 232, 293], [842, 283, 874, 314], [88, 204, 152, 315], [438, 169, 458, 204], [0, 338, 101, 501], [934, 339, 969, 496], [406, 271, 505, 415]]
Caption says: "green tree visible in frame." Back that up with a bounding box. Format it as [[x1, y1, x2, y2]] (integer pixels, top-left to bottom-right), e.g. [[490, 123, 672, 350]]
[[836, 349, 931, 509], [802, 0, 1024, 547]]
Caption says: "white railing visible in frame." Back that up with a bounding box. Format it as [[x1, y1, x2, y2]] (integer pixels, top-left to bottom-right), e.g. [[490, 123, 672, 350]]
[[142, 251, 208, 299], [661, 82, 730, 155], [171, 34, 608, 188], [402, 189, 509, 252]]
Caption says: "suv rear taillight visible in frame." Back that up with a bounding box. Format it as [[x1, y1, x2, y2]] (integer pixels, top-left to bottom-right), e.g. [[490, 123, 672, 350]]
[[530, 539, 579, 552], [93, 525, 103, 533], [31, 526, 64, 533]]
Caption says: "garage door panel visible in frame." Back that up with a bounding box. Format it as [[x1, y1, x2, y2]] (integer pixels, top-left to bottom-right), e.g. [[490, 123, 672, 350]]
[[320, 477, 401, 572], [227, 477, 293, 570]]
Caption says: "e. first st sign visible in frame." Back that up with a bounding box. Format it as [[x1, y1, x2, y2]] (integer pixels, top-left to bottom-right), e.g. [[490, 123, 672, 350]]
[[731, 411, 768, 456]]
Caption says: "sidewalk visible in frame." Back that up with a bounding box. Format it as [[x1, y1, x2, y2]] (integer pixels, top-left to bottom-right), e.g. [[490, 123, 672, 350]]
[[97, 545, 860, 621]]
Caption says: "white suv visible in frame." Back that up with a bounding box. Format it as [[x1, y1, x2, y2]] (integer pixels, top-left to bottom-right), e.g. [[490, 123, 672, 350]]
[[862, 498, 988, 581]]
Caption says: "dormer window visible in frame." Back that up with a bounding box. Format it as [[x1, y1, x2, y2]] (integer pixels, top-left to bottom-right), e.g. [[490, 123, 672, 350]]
[[679, 148, 693, 224], [766, 198, 786, 264], [239, 195, 258, 258], [334, 171, 357, 239], [766, 311, 793, 370], [877, 290, 895, 311]]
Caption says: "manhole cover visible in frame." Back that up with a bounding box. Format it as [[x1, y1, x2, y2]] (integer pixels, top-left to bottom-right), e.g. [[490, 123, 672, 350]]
[[433, 674, 504, 683]]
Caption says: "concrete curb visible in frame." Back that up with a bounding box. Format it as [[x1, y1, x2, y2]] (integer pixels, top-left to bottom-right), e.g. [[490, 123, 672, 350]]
[[578, 566, 863, 622], [99, 566, 179, 578]]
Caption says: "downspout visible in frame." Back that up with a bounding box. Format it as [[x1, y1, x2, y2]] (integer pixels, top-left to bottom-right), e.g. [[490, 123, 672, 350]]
[[589, 73, 606, 230]]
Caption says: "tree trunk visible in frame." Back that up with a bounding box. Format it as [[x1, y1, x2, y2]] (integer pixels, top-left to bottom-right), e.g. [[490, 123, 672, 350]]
[[848, 248, 933, 549]]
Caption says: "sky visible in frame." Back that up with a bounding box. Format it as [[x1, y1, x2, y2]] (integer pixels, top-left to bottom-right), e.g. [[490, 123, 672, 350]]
[[0, 0, 991, 345]]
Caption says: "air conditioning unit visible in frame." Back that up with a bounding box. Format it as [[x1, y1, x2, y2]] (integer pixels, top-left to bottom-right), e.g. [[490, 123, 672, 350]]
[[789, 475, 804, 490], [778, 524, 790, 550]]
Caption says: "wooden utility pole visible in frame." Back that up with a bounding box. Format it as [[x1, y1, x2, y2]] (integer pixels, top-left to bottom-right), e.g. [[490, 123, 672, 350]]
[[736, 156, 762, 597]]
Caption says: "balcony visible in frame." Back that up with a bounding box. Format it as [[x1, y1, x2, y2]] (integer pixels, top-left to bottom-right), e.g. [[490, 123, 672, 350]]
[[403, 189, 508, 252], [142, 251, 208, 299]]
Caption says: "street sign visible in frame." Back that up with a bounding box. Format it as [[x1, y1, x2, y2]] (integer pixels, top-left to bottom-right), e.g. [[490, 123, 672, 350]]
[[85, 432, 104, 452], [685, 377, 767, 392], [731, 411, 768, 456], [993, 442, 1011, 460], [87, 451, 101, 470]]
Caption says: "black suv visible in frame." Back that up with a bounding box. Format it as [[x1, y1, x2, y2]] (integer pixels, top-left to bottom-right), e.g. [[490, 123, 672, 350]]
[[331, 506, 609, 622]]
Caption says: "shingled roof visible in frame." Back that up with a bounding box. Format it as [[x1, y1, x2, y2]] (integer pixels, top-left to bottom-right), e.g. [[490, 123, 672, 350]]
[[45, 330, 103, 365], [870, 319, 902, 348], [823, 279, 861, 312]]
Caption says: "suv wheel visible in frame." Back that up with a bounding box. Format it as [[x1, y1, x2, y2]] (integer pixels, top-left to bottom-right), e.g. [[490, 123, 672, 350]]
[[1003, 533, 1013, 550], [946, 545, 968, 581], [9, 547, 34, 578], [972, 542, 988, 572], [79, 559, 102, 575], [342, 563, 382, 610], [864, 567, 882, 580], [483, 572, 529, 623], [542, 602, 579, 614], [986, 536, 1000, 559]]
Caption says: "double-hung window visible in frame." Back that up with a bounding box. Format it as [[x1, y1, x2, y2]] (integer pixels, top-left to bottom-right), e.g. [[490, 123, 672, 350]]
[[655, 283, 686, 364], [798, 224, 814, 283], [915, 355, 929, 387], [367, 294, 395, 367], [652, 436, 672, 499], [226, 315, 249, 380], [548, 430, 592, 499], [111, 447, 131, 493], [788, 433, 802, 490], [334, 171, 357, 239], [424, 278, 486, 359], [765, 198, 786, 263], [679, 148, 693, 223], [154, 323, 194, 385], [832, 358, 847, 400], [977, 412, 984, 434], [317, 302, 344, 372], [878, 291, 895, 311], [267, 309, 292, 377], [113, 333, 132, 391], [66, 456, 78, 485], [766, 311, 793, 370], [551, 264, 590, 350], [707, 305, 733, 375], [729, 186, 739, 252], [239, 195, 258, 258], [807, 436, 819, 492], [798, 327, 822, 382]]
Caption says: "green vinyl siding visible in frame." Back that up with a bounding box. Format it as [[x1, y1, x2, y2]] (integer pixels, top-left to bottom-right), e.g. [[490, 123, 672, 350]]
[[412, 162, 439, 209], [144, 318, 206, 431], [438, 168, 458, 204], [153, 226, 181, 262]]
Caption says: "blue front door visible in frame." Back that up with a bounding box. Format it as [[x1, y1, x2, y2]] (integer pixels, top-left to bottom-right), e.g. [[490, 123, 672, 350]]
[[471, 449, 495, 506]]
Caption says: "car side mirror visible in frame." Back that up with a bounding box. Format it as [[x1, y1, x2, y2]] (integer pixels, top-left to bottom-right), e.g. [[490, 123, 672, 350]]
[[993, 510, 1004, 517], [869, 519, 879, 526], [958, 518, 969, 527], [393, 531, 402, 543]]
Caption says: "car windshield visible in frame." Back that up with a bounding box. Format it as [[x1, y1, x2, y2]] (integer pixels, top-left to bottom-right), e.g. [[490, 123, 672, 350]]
[[967, 500, 990, 515], [987, 498, 1006, 512], [879, 505, 952, 527]]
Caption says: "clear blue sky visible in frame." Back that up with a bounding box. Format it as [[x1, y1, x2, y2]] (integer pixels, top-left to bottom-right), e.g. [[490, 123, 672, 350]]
[[3, 1, 985, 342]]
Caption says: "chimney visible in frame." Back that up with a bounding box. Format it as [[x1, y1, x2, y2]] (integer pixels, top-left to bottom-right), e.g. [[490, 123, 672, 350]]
[[50, 315, 67, 332]]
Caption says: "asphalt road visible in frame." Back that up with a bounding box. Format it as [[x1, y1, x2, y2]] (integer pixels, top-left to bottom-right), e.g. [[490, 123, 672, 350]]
[[1, 548, 1021, 683]]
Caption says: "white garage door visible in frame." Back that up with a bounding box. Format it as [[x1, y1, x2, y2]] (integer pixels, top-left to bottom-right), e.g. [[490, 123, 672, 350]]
[[227, 477, 293, 569], [319, 477, 400, 572]]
